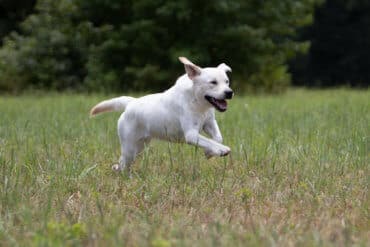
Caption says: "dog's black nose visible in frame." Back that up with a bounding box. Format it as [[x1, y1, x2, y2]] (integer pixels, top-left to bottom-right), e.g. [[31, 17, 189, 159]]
[[224, 90, 234, 99]]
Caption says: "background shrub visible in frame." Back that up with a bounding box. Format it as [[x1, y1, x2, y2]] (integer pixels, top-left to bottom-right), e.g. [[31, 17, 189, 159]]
[[0, 0, 321, 93]]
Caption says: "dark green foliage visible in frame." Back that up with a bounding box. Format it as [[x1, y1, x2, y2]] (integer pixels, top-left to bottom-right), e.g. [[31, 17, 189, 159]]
[[291, 0, 370, 87], [0, 0, 36, 43], [0, 0, 94, 92], [0, 0, 320, 93]]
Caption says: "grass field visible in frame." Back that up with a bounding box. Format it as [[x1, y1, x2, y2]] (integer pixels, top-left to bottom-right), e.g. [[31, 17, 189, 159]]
[[0, 89, 369, 246]]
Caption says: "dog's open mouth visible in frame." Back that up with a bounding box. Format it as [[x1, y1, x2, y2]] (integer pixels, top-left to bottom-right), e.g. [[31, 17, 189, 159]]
[[205, 95, 228, 112]]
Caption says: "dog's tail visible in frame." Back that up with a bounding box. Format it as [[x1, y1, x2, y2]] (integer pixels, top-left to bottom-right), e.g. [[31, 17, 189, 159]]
[[90, 96, 135, 117]]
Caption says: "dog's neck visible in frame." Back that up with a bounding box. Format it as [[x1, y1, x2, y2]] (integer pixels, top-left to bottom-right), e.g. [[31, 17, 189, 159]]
[[172, 75, 212, 114]]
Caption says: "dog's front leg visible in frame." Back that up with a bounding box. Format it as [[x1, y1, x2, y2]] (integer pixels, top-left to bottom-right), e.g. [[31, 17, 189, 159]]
[[203, 117, 225, 158], [185, 130, 230, 158], [203, 117, 223, 143]]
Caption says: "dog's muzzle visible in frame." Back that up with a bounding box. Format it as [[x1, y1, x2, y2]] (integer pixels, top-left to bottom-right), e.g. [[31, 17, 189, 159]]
[[205, 95, 228, 112]]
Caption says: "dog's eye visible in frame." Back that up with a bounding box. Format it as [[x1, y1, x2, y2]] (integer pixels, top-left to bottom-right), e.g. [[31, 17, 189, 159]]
[[226, 79, 229, 84], [210, 80, 217, 85]]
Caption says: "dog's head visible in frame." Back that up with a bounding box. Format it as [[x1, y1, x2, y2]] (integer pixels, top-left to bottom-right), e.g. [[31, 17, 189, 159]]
[[179, 57, 233, 112]]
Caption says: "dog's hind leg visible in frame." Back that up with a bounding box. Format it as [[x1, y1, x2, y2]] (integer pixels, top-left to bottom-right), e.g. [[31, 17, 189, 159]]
[[112, 138, 149, 175], [112, 116, 150, 176]]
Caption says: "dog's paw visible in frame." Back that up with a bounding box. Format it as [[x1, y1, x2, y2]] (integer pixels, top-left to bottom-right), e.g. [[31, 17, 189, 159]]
[[112, 164, 133, 178], [112, 164, 123, 172], [219, 146, 231, 157], [205, 146, 231, 158]]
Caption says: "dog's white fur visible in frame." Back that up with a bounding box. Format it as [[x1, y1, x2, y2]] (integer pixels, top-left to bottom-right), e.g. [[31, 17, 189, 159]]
[[90, 57, 233, 174]]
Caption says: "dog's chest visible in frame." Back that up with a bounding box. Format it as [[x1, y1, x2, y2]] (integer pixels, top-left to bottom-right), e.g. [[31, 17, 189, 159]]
[[149, 111, 209, 142], [150, 117, 184, 141]]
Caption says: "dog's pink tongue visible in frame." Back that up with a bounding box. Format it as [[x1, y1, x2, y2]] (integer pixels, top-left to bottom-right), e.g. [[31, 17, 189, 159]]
[[215, 99, 227, 110]]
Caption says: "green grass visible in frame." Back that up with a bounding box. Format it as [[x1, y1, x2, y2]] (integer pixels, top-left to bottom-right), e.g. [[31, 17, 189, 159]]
[[0, 89, 369, 246]]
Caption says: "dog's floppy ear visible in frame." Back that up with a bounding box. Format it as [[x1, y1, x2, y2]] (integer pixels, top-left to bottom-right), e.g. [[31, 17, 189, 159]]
[[179, 57, 202, 80], [218, 63, 232, 73]]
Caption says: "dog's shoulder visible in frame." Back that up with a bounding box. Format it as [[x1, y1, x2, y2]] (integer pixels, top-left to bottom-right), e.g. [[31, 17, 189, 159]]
[[164, 75, 193, 101], [173, 74, 192, 90]]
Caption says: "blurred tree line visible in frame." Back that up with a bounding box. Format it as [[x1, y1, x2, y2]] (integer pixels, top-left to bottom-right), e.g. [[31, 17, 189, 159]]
[[291, 0, 370, 87], [0, 0, 35, 40], [4, 0, 360, 94]]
